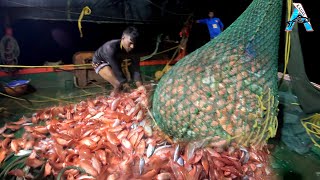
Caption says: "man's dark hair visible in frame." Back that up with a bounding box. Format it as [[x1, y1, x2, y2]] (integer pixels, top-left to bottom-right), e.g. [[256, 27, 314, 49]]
[[122, 26, 139, 42]]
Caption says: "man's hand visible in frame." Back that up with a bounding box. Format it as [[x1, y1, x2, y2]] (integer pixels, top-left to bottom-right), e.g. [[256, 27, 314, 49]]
[[122, 83, 131, 92], [135, 81, 143, 87], [110, 87, 120, 97]]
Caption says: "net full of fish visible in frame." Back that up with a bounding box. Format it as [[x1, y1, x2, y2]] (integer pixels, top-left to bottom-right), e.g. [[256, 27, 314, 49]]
[[0, 86, 274, 179], [152, 0, 281, 149]]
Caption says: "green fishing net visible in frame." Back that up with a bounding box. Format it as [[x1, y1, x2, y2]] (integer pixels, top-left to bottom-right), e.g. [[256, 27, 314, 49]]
[[152, 0, 282, 146]]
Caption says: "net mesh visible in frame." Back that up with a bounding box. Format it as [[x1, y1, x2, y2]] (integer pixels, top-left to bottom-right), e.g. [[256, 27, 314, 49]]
[[152, 0, 282, 146]]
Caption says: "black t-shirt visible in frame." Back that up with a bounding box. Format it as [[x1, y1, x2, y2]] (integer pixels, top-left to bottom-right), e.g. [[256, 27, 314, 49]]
[[93, 39, 141, 83]]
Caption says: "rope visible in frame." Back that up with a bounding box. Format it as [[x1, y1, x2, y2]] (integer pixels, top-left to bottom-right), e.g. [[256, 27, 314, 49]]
[[0, 45, 180, 69], [14, 100, 41, 111], [154, 46, 179, 81], [15, 18, 159, 24], [153, 14, 193, 81], [279, 0, 292, 86], [6, 0, 162, 23], [0, 90, 99, 103], [144, 0, 192, 16], [141, 45, 179, 61], [301, 113, 320, 148], [78, 6, 92, 38], [140, 34, 163, 61], [0, 154, 29, 178], [0, 91, 104, 112], [32, 94, 73, 104]]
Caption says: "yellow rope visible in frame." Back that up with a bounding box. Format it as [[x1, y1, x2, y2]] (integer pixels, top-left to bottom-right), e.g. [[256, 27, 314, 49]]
[[236, 133, 245, 146], [140, 45, 179, 61], [0, 90, 100, 103], [236, 116, 250, 146], [291, 102, 300, 105], [251, 126, 262, 145], [1, 91, 106, 112], [256, 94, 267, 111], [228, 133, 242, 142], [243, 91, 269, 146], [239, 91, 270, 146], [257, 90, 275, 145], [302, 122, 320, 135], [270, 115, 278, 138], [280, 0, 292, 83], [243, 128, 256, 146], [154, 45, 180, 80], [80, 88, 93, 95], [32, 94, 72, 104], [301, 113, 320, 148], [14, 100, 41, 111], [78, 6, 92, 38], [0, 92, 31, 101], [0, 45, 180, 70], [239, 89, 278, 147]]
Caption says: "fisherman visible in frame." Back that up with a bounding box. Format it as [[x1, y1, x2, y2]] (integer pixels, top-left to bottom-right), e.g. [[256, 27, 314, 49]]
[[92, 26, 143, 96], [196, 10, 224, 40]]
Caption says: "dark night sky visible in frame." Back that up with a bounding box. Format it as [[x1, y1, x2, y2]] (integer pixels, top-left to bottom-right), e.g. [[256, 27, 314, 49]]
[[0, 0, 319, 83]]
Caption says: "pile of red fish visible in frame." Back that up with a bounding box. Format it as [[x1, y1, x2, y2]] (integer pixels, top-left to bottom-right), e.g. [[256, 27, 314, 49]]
[[0, 86, 274, 179]]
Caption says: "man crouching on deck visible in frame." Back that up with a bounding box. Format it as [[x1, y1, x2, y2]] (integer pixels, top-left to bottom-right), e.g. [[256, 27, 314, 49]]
[[92, 26, 143, 96]]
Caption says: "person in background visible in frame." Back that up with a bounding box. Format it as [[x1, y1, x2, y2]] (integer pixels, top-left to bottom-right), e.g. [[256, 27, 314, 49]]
[[176, 17, 193, 60], [196, 10, 224, 40], [92, 26, 143, 96]]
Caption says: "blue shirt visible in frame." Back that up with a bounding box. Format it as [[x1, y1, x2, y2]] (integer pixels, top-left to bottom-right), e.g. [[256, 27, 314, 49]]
[[197, 17, 224, 39]]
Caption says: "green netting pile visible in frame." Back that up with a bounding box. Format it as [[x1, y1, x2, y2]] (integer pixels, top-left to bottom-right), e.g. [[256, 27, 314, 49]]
[[152, 0, 282, 146]]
